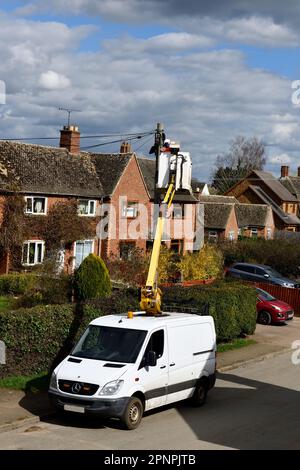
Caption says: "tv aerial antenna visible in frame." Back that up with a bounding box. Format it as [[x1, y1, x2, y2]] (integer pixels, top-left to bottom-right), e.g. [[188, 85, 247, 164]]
[[58, 107, 81, 127]]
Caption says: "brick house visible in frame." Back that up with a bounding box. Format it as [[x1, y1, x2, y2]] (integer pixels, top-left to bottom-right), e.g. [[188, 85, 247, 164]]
[[280, 166, 300, 216], [201, 200, 239, 242], [198, 195, 274, 241], [0, 127, 198, 274], [235, 204, 275, 239], [225, 170, 300, 232]]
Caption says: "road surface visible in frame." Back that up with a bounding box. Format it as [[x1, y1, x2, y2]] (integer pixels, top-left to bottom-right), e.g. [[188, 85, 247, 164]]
[[1, 351, 300, 450]]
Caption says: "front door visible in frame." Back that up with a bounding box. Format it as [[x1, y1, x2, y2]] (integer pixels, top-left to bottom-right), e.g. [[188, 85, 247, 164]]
[[137, 328, 168, 411]]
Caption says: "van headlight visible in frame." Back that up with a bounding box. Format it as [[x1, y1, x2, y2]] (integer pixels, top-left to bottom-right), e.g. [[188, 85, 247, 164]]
[[99, 380, 124, 396], [50, 371, 57, 390]]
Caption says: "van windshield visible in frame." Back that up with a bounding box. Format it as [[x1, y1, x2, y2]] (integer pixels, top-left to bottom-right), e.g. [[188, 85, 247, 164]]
[[71, 325, 147, 363]]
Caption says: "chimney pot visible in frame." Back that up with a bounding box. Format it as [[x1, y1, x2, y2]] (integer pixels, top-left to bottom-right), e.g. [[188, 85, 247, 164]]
[[120, 141, 132, 153], [60, 125, 80, 154], [281, 165, 289, 178]]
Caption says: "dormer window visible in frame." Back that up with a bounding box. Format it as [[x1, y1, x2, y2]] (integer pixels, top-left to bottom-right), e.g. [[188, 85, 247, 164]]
[[78, 199, 96, 216], [25, 196, 47, 215]]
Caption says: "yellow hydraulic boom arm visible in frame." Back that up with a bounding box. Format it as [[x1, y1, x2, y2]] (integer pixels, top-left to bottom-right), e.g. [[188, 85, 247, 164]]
[[140, 176, 176, 316]]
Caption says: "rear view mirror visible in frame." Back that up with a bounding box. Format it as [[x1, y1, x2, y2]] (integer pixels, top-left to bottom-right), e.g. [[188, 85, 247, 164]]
[[146, 351, 157, 367], [264, 274, 270, 278]]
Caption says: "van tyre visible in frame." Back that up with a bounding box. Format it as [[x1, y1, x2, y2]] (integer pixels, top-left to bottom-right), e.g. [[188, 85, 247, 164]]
[[191, 379, 208, 407], [258, 311, 272, 325], [121, 397, 143, 430]]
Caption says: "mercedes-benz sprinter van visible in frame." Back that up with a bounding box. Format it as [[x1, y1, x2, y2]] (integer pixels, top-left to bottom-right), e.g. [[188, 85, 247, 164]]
[[49, 311, 216, 429]]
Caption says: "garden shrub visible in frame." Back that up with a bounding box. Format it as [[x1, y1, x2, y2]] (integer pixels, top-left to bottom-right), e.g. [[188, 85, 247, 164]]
[[0, 289, 138, 378], [0, 281, 256, 378], [163, 280, 257, 342], [74, 254, 111, 300], [220, 238, 300, 278], [0, 273, 37, 296], [179, 244, 224, 281]]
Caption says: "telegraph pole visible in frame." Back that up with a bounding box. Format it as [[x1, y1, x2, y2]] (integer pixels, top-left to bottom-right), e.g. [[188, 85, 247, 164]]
[[154, 122, 165, 205]]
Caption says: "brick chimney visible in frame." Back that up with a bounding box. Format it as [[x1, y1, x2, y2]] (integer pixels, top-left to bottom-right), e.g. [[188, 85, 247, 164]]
[[281, 165, 289, 178], [120, 141, 132, 153], [298, 167, 300, 177], [60, 125, 80, 154]]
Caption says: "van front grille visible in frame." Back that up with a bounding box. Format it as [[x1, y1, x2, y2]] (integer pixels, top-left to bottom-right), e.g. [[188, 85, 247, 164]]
[[58, 380, 99, 396]]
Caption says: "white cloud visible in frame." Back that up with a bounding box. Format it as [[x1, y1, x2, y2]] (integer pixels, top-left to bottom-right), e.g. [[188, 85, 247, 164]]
[[14, 1, 300, 47], [1, 11, 300, 179], [39, 71, 71, 90]]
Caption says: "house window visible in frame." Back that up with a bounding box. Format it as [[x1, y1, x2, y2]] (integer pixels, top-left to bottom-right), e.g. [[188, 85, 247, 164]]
[[120, 242, 136, 260], [228, 231, 235, 241], [172, 204, 184, 219], [25, 196, 47, 215], [78, 200, 96, 216], [122, 202, 138, 218], [170, 239, 183, 253], [22, 241, 45, 266], [250, 228, 258, 238], [208, 231, 218, 242], [267, 228, 272, 240], [74, 240, 94, 269]]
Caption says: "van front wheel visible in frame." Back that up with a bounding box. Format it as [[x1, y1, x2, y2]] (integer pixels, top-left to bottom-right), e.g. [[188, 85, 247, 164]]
[[121, 397, 143, 430], [191, 380, 208, 407]]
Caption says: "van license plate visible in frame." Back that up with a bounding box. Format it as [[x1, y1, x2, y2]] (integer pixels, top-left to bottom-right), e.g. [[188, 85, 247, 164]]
[[64, 404, 85, 413]]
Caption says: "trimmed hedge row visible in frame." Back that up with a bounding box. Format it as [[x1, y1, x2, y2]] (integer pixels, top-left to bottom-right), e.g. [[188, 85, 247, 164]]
[[163, 280, 257, 342], [0, 282, 256, 378], [0, 290, 139, 378], [0, 274, 37, 296]]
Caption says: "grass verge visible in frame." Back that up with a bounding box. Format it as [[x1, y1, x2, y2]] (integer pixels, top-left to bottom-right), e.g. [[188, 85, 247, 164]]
[[217, 338, 257, 353], [0, 372, 49, 393]]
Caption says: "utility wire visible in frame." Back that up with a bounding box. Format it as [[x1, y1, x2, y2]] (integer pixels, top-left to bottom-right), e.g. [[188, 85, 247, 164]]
[[81, 133, 151, 151], [1, 130, 154, 142], [133, 134, 154, 154]]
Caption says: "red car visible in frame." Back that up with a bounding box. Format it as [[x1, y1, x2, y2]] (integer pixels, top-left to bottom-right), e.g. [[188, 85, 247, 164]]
[[256, 287, 294, 325]]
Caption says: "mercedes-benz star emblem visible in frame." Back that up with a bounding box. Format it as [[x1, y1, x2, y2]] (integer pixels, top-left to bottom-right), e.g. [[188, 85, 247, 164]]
[[72, 382, 82, 393]]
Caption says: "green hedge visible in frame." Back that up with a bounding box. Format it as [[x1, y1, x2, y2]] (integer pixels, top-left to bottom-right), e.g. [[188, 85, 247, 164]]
[[0, 290, 139, 378], [163, 280, 257, 342], [0, 282, 256, 378], [0, 274, 37, 296]]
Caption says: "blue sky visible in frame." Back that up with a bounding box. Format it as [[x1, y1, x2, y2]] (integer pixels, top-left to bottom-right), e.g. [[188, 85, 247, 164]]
[[1, 1, 300, 179]]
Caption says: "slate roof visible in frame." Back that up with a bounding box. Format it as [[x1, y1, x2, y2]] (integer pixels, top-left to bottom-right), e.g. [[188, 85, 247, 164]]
[[251, 170, 297, 202], [0, 140, 132, 198], [203, 203, 234, 230], [281, 176, 300, 202], [137, 157, 198, 203], [198, 195, 239, 204], [235, 204, 269, 228], [249, 185, 300, 225]]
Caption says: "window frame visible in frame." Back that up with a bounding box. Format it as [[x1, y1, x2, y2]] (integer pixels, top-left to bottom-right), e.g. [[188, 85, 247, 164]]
[[228, 230, 235, 241], [73, 239, 95, 270], [208, 230, 218, 242], [25, 196, 47, 215], [22, 240, 45, 266], [250, 228, 258, 238], [78, 199, 97, 217], [121, 201, 138, 219]]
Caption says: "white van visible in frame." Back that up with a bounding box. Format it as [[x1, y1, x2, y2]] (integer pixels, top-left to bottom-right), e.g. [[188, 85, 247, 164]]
[[49, 311, 217, 429]]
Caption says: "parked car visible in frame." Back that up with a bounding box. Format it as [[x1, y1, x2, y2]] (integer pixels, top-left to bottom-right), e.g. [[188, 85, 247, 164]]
[[226, 262, 299, 288], [256, 287, 294, 325]]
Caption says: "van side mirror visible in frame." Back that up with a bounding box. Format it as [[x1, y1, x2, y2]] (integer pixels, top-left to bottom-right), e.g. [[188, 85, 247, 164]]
[[146, 351, 157, 367], [264, 274, 270, 278]]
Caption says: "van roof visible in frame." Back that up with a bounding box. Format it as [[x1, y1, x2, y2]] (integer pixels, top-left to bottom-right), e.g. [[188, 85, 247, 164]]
[[90, 312, 214, 330]]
